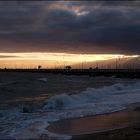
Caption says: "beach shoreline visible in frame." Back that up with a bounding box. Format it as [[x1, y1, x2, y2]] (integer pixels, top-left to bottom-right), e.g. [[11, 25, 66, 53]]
[[0, 72, 140, 139], [47, 103, 140, 140]]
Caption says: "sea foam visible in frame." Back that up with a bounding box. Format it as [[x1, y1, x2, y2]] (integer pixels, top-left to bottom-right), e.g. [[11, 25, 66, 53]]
[[1, 80, 140, 139], [43, 81, 140, 111]]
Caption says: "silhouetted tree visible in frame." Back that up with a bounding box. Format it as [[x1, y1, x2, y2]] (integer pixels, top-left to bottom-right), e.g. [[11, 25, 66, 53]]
[[38, 65, 42, 69]]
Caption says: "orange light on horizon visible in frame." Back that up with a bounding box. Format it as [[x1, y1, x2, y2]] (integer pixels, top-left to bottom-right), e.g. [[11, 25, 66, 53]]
[[0, 52, 139, 68], [0, 52, 138, 61]]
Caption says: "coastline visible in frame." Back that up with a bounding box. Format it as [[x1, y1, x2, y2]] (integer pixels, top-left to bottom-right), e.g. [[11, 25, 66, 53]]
[[47, 103, 140, 140], [0, 72, 140, 139], [72, 122, 140, 140]]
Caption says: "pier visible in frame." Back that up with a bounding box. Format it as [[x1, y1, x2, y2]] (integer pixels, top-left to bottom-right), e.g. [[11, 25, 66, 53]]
[[0, 68, 140, 78]]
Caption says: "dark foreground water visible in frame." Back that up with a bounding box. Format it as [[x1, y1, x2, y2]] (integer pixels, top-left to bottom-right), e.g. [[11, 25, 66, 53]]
[[0, 73, 140, 139]]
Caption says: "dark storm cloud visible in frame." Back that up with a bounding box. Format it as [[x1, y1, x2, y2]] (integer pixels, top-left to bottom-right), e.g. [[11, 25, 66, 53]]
[[0, 0, 139, 54]]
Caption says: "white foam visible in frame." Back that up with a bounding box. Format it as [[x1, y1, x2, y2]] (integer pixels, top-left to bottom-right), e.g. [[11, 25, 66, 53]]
[[1, 80, 140, 139], [7, 113, 71, 140], [43, 82, 140, 112], [38, 77, 48, 82]]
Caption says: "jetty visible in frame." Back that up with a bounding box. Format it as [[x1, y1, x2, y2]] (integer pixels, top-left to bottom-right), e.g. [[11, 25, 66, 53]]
[[0, 68, 140, 78]]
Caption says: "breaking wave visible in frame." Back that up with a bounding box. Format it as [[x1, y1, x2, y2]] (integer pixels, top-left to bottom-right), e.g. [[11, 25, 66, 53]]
[[43, 82, 140, 112], [1, 81, 140, 139]]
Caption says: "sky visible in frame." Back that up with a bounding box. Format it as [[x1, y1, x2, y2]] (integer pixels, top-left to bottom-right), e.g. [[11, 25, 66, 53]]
[[0, 0, 139, 68]]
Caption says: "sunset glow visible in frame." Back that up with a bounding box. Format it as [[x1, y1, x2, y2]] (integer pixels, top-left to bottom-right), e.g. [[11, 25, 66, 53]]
[[0, 53, 138, 68], [0, 53, 138, 61]]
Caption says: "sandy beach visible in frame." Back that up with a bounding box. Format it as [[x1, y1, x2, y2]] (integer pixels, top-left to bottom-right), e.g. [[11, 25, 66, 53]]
[[47, 108, 140, 140], [73, 110, 140, 140], [48, 110, 140, 135]]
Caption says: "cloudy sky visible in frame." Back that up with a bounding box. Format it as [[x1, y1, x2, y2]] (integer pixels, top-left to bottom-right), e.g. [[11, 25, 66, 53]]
[[0, 0, 139, 55]]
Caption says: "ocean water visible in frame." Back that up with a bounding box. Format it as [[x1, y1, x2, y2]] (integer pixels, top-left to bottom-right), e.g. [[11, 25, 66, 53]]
[[1, 80, 140, 139]]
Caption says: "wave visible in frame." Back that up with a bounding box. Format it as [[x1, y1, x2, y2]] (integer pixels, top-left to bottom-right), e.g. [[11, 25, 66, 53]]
[[43, 81, 140, 112], [1, 81, 140, 139]]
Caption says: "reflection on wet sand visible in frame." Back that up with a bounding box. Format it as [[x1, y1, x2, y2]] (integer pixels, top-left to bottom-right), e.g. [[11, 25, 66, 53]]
[[48, 111, 140, 135]]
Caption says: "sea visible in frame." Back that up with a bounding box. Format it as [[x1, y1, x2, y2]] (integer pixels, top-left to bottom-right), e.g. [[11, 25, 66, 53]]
[[0, 77, 140, 139]]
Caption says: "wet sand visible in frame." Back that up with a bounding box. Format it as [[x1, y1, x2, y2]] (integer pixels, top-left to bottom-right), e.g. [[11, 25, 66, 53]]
[[48, 110, 140, 139]]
